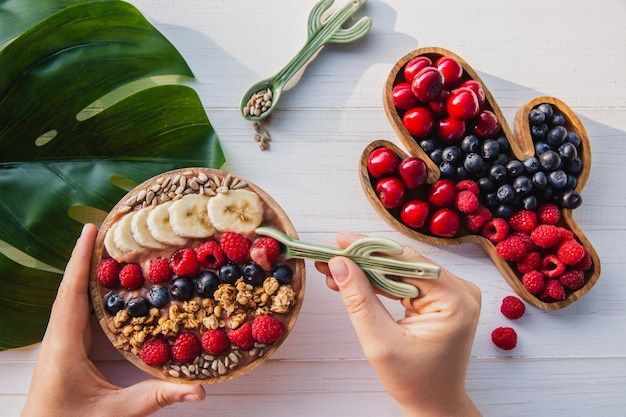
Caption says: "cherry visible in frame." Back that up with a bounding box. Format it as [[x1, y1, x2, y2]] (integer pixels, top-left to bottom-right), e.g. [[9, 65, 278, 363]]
[[427, 178, 458, 207], [429, 208, 460, 238], [472, 109, 500, 138], [392, 82, 418, 110], [437, 116, 466, 142], [400, 200, 430, 229], [447, 87, 480, 120], [402, 107, 435, 138], [428, 89, 450, 116], [367, 147, 399, 179], [411, 67, 444, 102], [459, 79, 485, 107], [398, 157, 428, 189], [375, 177, 406, 209], [435, 56, 464, 88], [403, 56, 432, 83]]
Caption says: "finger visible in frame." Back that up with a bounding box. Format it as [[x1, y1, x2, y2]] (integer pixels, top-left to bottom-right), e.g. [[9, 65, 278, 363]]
[[115, 379, 206, 417]]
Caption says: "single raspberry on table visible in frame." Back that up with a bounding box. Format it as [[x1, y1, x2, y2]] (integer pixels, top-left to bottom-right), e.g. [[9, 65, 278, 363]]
[[537, 203, 560, 225], [201, 329, 230, 355], [465, 206, 492, 232], [455, 190, 480, 213], [196, 240, 227, 269], [540, 279, 566, 301], [119, 263, 144, 290], [97, 258, 121, 287], [516, 251, 542, 274], [140, 338, 171, 366], [521, 270, 545, 294], [531, 224, 562, 248], [495, 236, 527, 261], [228, 322, 254, 350], [500, 295, 526, 320], [147, 257, 173, 283], [252, 315, 284, 344], [491, 327, 517, 350], [170, 247, 200, 277], [249, 237, 281, 271], [481, 217, 509, 243], [557, 239, 586, 265], [220, 232, 252, 263], [171, 331, 202, 363], [541, 254, 566, 278], [509, 210, 538, 234], [560, 269, 585, 291]]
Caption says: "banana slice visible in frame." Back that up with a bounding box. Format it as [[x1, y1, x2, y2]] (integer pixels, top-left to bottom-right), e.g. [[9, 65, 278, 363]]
[[168, 194, 215, 239], [104, 221, 125, 262], [207, 189, 264, 234], [113, 212, 144, 254], [146, 201, 188, 246], [131, 207, 166, 249]]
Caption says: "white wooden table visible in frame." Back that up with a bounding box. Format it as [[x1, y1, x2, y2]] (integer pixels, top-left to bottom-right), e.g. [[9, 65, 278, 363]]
[[3, 1, 626, 416]]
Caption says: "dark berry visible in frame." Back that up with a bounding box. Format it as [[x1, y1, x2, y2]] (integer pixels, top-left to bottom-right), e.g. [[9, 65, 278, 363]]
[[439, 161, 456, 177], [534, 141, 551, 155], [463, 153, 486, 175], [219, 262, 241, 284], [523, 195, 538, 210], [461, 135, 480, 153], [478, 177, 496, 192], [481, 139, 500, 161], [566, 175, 578, 190], [242, 261, 265, 286], [539, 150, 562, 171], [104, 292, 125, 315], [126, 296, 150, 317], [537, 103, 554, 120], [484, 192, 499, 209], [567, 131, 582, 148], [550, 111, 566, 126], [456, 166, 470, 180], [560, 189, 583, 209], [496, 136, 510, 153], [546, 126, 568, 147], [430, 148, 443, 165], [528, 108, 546, 125], [147, 286, 169, 308], [419, 138, 437, 154], [522, 157, 541, 174], [559, 142, 578, 160], [513, 176, 533, 196], [493, 153, 508, 166], [532, 171, 548, 188], [194, 270, 220, 298], [442, 146, 462, 164], [565, 157, 583, 175], [548, 170, 568, 189], [489, 164, 508, 183], [169, 276, 194, 301], [506, 160, 525, 177], [496, 184, 515, 203], [531, 124, 549, 140], [272, 265, 293, 285], [494, 204, 514, 219]]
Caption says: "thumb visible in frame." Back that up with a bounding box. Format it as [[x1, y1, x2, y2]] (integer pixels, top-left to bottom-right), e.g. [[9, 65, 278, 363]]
[[114, 379, 206, 417], [328, 257, 396, 340]]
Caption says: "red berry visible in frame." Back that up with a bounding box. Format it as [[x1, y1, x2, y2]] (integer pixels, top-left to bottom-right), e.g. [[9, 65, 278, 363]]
[[557, 240, 586, 265], [171, 331, 202, 364], [375, 177, 406, 209], [491, 327, 517, 350], [147, 257, 173, 283], [495, 236, 527, 261], [522, 270, 545, 294], [480, 217, 509, 243], [437, 116, 466, 142], [97, 258, 121, 288], [472, 110, 500, 138], [510, 231, 538, 252], [411, 66, 444, 102], [455, 189, 479, 213], [435, 56, 464, 88], [196, 240, 227, 269], [403, 56, 432, 83], [429, 208, 460, 238], [170, 247, 200, 277], [516, 251, 542, 274], [201, 329, 230, 355], [464, 205, 492, 233], [572, 248, 593, 271], [531, 224, 562, 248], [252, 315, 284, 344], [427, 179, 457, 207], [459, 80, 485, 107], [367, 147, 399, 179], [402, 107, 435, 138], [560, 269, 585, 291], [399, 199, 430, 229], [540, 279, 566, 301], [249, 237, 281, 271], [139, 338, 171, 366], [557, 227, 575, 242], [537, 203, 560, 225], [392, 82, 418, 110], [509, 210, 538, 234], [228, 322, 254, 350], [500, 295, 525, 320], [456, 179, 480, 195], [397, 157, 428, 189], [541, 254, 566, 278], [428, 89, 450, 116], [119, 263, 143, 290], [446, 87, 480, 120], [220, 232, 252, 263]]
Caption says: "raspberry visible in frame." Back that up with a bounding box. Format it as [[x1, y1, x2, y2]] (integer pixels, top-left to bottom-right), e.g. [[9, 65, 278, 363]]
[[508, 210, 538, 234], [521, 270, 545, 294], [97, 258, 121, 287], [540, 279, 566, 301], [557, 227, 574, 242], [171, 331, 202, 363], [170, 247, 200, 277], [455, 190, 480, 213], [147, 257, 173, 283], [119, 263, 144, 290], [495, 236, 527, 261], [481, 217, 509, 243], [491, 327, 517, 350], [557, 239, 585, 265], [201, 329, 230, 355], [228, 322, 254, 350], [572, 248, 593, 271], [537, 203, 560, 225], [500, 295, 525, 320], [530, 224, 561, 248], [196, 240, 227, 269], [516, 251, 541, 274], [139, 338, 171, 366], [456, 179, 480, 195], [252, 315, 284, 344], [559, 269, 585, 291], [220, 232, 252, 263], [510, 232, 538, 252], [465, 205, 492, 232], [541, 254, 566, 278], [249, 237, 281, 271]]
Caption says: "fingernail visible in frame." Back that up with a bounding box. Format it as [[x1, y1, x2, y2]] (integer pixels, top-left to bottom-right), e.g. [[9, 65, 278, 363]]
[[328, 258, 349, 283], [182, 393, 203, 403]]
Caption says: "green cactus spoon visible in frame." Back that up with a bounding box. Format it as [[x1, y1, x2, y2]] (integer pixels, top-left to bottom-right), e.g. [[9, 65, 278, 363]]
[[256, 227, 441, 299], [240, 0, 372, 121]]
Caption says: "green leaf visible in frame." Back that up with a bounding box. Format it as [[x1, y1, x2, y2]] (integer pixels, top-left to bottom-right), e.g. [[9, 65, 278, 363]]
[[0, 0, 225, 350]]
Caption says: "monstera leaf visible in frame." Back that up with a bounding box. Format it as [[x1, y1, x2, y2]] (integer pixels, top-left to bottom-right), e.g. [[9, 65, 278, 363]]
[[0, 0, 225, 350]]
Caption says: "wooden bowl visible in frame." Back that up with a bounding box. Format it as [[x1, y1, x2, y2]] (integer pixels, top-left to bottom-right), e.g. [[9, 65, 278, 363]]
[[90, 168, 305, 383], [360, 47, 600, 310]]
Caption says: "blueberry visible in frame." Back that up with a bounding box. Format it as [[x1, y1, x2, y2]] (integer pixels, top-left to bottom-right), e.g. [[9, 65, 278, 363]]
[[559, 142, 578, 160], [513, 176, 533, 196], [494, 204, 514, 219], [478, 177, 495, 192], [442, 146, 462, 164], [560, 189, 583, 209], [496, 136, 510, 153], [219, 263, 241, 284], [439, 162, 456, 177], [493, 153, 509, 166], [272, 265, 293, 285], [522, 156, 541, 174], [481, 139, 500, 161], [523, 195, 538, 210], [564, 157, 583, 175], [531, 124, 549, 140], [534, 141, 552, 155], [104, 292, 125, 315], [506, 160, 525, 177], [528, 108, 546, 125], [463, 153, 486, 175], [539, 186, 554, 201], [461, 135, 480, 153], [169, 276, 194, 301], [566, 174, 578, 190], [484, 192, 499, 209], [548, 170, 568, 189], [430, 148, 443, 165], [489, 164, 507, 183], [547, 126, 568, 147], [539, 150, 562, 171], [532, 171, 548, 189], [537, 103, 554, 121], [496, 184, 515, 203], [126, 296, 150, 317], [567, 131, 582, 148], [456, 166, 470, 180], [242, 261, 265, 286], [419, 138, 438, 154], [194, 270, 220, 298], [147, 286, 169, 308], [550, 112, 566, 126]]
